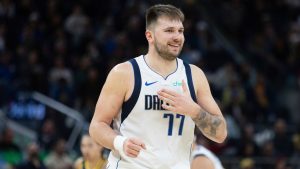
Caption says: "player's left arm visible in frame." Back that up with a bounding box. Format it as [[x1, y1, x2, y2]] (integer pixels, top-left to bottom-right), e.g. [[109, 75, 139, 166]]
[[190, 65, 227, 143]]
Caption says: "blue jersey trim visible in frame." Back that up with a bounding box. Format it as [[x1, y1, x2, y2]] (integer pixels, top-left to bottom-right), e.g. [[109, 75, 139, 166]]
[[115, 157, 121, 169], [183, 62, 197, 102], [121, 59, 142, 123]]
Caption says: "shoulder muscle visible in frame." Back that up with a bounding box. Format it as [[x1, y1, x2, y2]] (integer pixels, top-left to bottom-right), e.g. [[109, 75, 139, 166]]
[[189, 64, 210, 97], [94, 62, 133, 124], [191, 156, 215, 169], [73, 157, 83, 169]]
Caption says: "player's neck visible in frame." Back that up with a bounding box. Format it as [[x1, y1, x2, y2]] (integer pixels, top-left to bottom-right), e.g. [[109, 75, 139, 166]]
[[144, 53, 177, 78]]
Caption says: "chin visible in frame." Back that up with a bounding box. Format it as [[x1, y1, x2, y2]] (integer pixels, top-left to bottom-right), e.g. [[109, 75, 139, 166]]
[[163, 55, 177, 61]]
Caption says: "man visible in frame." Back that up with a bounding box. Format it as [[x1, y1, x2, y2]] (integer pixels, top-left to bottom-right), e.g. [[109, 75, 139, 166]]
[[89, 4, 227, 169], [191, 132, 224, 169], [16, 143, 47, 169]]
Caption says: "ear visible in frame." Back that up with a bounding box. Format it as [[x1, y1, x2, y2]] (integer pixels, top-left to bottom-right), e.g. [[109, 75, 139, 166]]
[[145, 30, 153, 43]]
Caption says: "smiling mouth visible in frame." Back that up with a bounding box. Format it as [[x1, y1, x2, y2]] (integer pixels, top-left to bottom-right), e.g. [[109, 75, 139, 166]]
[[168, 44, 180, 48]]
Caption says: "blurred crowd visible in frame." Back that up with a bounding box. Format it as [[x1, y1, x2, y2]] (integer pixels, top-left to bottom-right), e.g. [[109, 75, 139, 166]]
[[0, 0, 300, 168]]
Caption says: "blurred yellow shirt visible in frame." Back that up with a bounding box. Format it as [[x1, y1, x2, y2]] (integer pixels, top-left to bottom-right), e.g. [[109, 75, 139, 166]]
[[75, 157, 106, 169]]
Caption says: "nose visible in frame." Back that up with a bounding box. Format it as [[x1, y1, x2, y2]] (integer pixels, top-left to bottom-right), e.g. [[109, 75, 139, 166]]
[[172, 32, 183, 42]]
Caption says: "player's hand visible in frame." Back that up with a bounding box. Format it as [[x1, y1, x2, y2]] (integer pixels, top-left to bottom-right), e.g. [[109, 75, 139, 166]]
[[157, 80, 200, 117], [123, 138, 146, 158]]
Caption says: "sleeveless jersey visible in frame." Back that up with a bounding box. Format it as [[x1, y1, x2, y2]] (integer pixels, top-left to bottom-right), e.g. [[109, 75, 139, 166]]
[[107, 55, 197, 169], [191, 145, 224, 169]]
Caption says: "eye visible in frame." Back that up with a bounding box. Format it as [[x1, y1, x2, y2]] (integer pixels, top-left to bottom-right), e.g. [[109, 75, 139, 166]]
[[165, 29, 173, 33]]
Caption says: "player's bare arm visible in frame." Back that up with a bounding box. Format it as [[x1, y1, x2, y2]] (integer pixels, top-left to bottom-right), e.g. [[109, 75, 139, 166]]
[[89, 62, 145, 158], [73, 157, 83, 169], [157, 65, 227, 143], [191, 156, 215, 169], [191, 65, 227, 143], [89, 63, 130, 150]]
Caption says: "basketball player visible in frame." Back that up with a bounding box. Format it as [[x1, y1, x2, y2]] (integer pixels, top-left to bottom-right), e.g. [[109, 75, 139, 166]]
[[191, 132, 224, 169], [74, 134, 107, 169], [89, 4, 227, 169]]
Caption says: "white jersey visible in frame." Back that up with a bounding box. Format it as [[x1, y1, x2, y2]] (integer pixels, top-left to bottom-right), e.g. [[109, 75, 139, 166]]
[[191, 145, 224, 169], [107, 55, 197, 169]]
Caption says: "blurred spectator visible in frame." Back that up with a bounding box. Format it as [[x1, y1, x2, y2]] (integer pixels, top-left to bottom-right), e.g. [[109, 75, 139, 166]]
[[44, 138, 72, 169], [290, 133, 300, 168], [259, 141, 275, 169], [272, 118, 293, 157], [238, 124, 259, 158], [0, 127, 22, 166], [0, 0, 16, 19], [64, 5, 89, 47], [240, 158, 255, 169], [0, 24, 6, 52], [48, 57, 74, 105], [16, 142, 47, 169], [251, 73, 272, 124], [74, 134, 107, 169], [38, 119, 57, 153]]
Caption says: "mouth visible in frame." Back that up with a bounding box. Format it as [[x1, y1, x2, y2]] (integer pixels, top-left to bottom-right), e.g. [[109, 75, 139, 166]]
[[168, 44, 181, 51], [168, 44, 180, 48]]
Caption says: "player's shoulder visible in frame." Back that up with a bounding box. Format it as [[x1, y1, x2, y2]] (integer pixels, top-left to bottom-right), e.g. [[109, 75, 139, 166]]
[[192, 155, 215, 169], [187, 63, 206, 77], [111, 61, 132, 73], [185, 64, 208, 94], [73, 157, 83, 169], [109, 61, 134, 78]]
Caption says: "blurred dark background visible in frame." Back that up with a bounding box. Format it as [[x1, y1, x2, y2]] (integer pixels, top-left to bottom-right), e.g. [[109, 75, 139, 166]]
[[0, 0, 300, 168]]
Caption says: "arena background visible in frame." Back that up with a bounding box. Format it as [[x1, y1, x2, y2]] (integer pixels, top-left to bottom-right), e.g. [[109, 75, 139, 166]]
[[0, 0, 300, 168]]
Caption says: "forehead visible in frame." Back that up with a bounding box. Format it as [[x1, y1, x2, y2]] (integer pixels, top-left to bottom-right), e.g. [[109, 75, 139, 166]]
[[155, 16, 184, 29]]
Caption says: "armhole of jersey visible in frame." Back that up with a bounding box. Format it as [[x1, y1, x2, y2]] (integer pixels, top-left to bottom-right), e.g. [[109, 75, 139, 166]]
[[193, 154, 206, 159], [121, 59, 142, 123], [183, 62, 197, 102]]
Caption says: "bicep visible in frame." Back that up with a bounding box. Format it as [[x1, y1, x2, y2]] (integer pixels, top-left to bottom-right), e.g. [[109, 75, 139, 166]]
[[93, 63, 132, 124], [192, 65, 222, 116], [191, 156, 215, 169]]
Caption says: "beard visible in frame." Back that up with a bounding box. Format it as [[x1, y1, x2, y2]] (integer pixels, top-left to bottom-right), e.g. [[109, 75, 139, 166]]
[[153, 39, 183, 61]]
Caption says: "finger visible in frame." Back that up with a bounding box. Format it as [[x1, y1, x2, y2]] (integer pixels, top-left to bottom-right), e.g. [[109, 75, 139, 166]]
[[126, 147, 139, 156], [158, 95, 175, 106], [162, 103, 176, 112], [124, 143, 140, 158], [125, 150, 139, 158], [182, 79, 188, 93], [157, 90, 175, 101], [130, 138, 146, 150], [141, 143, 146, 149], [158, 88, 179, 97], [128, 143, 142, 152]]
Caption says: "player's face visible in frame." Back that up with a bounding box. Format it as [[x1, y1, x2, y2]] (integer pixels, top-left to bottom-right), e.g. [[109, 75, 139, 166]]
[[152, 16, 185, 60], [80, 135, 102, 161]]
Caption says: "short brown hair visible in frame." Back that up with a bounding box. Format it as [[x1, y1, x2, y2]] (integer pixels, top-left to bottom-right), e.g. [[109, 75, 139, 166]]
[[145, 4, 184, 29]]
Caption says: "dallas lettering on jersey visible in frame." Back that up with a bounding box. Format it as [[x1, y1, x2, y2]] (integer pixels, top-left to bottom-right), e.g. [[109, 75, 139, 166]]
[[145, 95, 169, 110]]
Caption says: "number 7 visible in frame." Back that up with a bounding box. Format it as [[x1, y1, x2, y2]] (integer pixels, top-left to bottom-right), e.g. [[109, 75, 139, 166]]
[[163, 113, 185, 136]]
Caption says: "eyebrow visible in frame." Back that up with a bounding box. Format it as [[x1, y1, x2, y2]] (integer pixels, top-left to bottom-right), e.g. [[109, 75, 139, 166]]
[[163, 27, 184, 30]]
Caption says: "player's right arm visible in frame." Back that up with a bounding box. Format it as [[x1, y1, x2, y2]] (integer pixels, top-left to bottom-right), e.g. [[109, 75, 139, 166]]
[[89, 63, 129, 150], [73, 157, 83, 169], [89, 62, 145, 158], [191, 156, 215, 169]]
